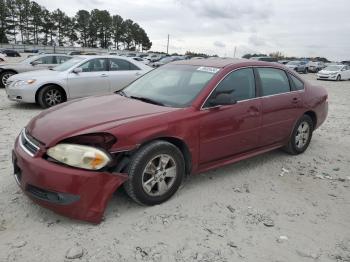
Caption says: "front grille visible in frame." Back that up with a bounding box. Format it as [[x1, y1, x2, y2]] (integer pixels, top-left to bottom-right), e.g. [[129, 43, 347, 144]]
[[19, 129, 40, 156]]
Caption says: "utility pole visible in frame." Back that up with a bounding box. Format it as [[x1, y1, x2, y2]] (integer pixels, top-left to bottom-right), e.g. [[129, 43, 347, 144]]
[[233, 46, 237, 58], [166, 34, 169, 54]]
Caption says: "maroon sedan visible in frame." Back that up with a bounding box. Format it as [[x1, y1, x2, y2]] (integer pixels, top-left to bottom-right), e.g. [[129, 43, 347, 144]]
[[12, 59, 328, 223]]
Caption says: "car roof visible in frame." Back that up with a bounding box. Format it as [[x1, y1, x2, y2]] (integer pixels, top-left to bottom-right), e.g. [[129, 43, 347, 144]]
[[172, 58, 279, 68]]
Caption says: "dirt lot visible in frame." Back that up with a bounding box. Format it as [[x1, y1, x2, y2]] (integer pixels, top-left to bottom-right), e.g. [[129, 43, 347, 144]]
[[0, 72, 349, 262]]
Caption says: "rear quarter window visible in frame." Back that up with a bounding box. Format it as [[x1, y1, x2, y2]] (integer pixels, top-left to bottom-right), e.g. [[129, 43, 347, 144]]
[[289, 74, 304, 90]]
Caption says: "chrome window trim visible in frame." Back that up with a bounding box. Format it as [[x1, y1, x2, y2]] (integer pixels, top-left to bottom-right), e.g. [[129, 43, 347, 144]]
[[200, 66, 305, 110], [19, 129, 40, 157]]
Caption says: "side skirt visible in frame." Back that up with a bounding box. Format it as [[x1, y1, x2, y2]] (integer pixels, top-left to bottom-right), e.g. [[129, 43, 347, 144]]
[[195, 143, 284, 174]]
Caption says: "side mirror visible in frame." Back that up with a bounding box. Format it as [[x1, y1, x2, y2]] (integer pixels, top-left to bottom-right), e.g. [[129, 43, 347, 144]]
[[31, 61, 41, 66], [72, 67, 83, 74], [208, 93, 237, 107]]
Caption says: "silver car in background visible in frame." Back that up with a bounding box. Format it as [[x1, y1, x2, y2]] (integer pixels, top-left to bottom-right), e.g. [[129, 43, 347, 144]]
[[5, 55, 152, 108], [0, 54, 72, 87]]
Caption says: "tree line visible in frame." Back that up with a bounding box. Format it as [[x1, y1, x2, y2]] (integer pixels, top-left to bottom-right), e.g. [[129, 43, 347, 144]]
[[242, 52, 330, 62], [0, 0, 152, 50]]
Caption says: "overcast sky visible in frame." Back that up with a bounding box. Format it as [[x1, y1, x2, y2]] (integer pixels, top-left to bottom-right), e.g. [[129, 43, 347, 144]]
[[36, 0, 350, 61]]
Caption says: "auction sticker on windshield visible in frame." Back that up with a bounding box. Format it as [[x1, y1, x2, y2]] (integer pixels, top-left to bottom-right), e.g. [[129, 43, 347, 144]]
[[197, 66, 220, 74]]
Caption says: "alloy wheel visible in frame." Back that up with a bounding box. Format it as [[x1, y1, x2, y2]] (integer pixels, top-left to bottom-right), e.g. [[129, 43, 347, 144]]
[[142, 154, 177, 196], [295, 121, 310, 149], [45, 89, 62, 106], [2, 72, 14, 86]]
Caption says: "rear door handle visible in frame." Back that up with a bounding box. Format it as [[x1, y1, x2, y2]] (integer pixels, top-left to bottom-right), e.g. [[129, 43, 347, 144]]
[[100, 74, 108, 77], [248, 106, 260, 116], [292, 97, 300, 103], [135, 72, 142, 76]]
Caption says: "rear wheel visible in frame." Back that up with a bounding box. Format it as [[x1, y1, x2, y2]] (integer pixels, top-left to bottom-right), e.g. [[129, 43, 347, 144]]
[[284, 115, 314, 155], [37, 85, 65, 108], [0, 71, 15, 87], [124, 140, 185, 205]]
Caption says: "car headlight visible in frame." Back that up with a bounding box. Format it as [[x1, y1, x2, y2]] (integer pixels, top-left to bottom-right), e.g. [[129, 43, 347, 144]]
[[47, 143, 112, 170], [14, 79, 36, 87], [330, 72, 338, 75]]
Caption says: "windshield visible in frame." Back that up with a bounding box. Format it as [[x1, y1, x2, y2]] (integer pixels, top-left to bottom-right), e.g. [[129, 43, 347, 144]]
[[324, 65, 343, 71], [52, 57, 84, 71], [123, 64, 219, 107], [287, 61, 300, 65]]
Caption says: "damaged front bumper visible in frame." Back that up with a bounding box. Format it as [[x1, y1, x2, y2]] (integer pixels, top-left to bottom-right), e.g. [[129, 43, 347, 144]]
[[12, 137, 128, 223]]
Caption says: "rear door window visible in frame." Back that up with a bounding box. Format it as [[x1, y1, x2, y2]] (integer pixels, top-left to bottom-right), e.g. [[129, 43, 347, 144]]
[[34, 56, 55, 64], [256, 68, 291, 96], [109, 58, 140, 71], [56, 56, 71, 64]]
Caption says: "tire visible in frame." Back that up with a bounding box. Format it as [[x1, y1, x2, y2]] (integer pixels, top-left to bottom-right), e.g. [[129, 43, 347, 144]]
[[124, 140, 185, 206], [0, 71, 16, 88], [37, 85, 65, 108], [284, 115, 314, 155], [304, 68, 308, 74], [336, 75, 341, 81]]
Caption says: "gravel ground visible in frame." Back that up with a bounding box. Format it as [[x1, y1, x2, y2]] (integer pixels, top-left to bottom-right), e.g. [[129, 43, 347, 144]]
[[0, 71, 349, 262]]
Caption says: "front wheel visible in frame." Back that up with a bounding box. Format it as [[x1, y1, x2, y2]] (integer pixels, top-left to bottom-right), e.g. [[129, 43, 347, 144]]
[[336, 75, 341, 81], [284, 115, 314, 155], [37, 85, 65, 108], [0, 71, 15, 87], [124, 140, 185, 206]]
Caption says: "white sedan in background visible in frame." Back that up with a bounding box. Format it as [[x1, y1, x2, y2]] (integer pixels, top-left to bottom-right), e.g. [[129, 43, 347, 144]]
[[130, 57, 151, 65], [316, 65, 350, 81], [5, 56, 152, 108]]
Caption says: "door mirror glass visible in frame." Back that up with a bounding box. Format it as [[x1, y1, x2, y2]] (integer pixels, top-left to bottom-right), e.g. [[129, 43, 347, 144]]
[[209, 93, 237, 107], [31, 61, 41, 66], [72, 67, 83, 74]]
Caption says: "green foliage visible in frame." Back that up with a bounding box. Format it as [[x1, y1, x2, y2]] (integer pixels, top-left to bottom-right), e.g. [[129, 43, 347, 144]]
[[185, 51, 217, 58], [242, 52, 330, 62], [0, 0, 152, 50], [242, 53, 267, 59]]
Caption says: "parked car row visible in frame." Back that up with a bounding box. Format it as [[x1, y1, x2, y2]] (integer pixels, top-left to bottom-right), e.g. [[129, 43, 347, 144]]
[[4, 55, 152, 108], [9, 58, 328, 223], [0, 54, 72, 87], [316, 64, 350, 81], [0, 49, 21, 57], [307, 61, 326, 73]]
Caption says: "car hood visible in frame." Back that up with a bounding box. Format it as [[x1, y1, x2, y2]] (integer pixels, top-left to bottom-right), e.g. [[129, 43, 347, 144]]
[[9, 69, 61, 80], [0, 62, 22, 68], [27, 95, 178, 146], [286, 64, 298, 68]]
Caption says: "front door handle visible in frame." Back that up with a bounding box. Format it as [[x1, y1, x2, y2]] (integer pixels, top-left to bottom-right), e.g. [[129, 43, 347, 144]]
[[135, 72, 142, 76], [100, 74, 108, 77]]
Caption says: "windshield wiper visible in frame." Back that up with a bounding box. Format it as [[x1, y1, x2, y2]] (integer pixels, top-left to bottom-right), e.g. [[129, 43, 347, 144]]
[[116, 90, 128, 97], [130, 96, 165, 106]]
